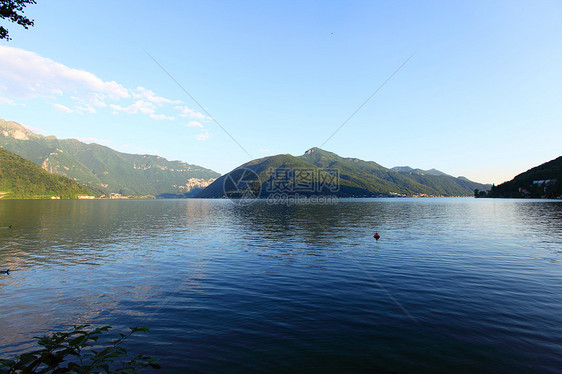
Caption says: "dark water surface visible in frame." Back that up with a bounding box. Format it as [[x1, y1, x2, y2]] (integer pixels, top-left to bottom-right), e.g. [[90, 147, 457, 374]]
[[1, 198, 561, 373]]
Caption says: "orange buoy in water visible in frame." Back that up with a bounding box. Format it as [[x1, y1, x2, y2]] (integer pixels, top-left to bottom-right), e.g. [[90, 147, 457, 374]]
[[373, 232, 380, 240]]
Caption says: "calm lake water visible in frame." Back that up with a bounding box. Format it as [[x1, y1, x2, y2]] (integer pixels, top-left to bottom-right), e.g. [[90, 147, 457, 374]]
[[1, 198, 561, 373]]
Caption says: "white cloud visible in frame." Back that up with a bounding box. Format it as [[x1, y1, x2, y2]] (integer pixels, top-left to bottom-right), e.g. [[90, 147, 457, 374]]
[[196, 131, 210, 141], [110, 100, 155, 115], [133, 86, 181, 105], [259, 148, 271, 153], [91, 96, 108, 108], [185, 121, 203, 128], [53, 103, 74, 113], [175, 105, 209, 120], [75, 105, 96, 114], [0, 97, 16, 105], [150, 114, 176, 120], [0, 45, 129, 102], [0, 46, 193, 122]]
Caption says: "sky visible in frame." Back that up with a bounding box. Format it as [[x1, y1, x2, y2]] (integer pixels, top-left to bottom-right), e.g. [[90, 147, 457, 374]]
[[0, 0, 560, 184]]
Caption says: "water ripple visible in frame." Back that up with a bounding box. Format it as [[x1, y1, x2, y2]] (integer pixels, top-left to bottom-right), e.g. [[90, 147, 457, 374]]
[[1, 198, 561, 373]]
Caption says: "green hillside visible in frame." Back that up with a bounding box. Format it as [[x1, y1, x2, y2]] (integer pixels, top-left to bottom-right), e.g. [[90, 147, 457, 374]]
[[487, 156, 562, 198], [197, 154, 350, 198], [0, 119, 220, 196], [300, 148, 489, 196], [300, 148, 436, 196], [197, 147, 491, 199], [0, 147, 92, 199]]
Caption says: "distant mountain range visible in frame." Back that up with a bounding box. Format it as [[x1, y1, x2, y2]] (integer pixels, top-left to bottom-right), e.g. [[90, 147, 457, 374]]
[[0, 147, 91, 199], [0, 119, 495, 199], [486, 156, 562, 198], [390, 166, 449, 176], [0, 119, 220, 196], [197, 147, 491, 198]]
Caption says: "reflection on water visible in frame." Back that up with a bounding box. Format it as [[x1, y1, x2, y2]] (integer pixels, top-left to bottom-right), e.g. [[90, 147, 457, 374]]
[[1, 198, 561, 373]]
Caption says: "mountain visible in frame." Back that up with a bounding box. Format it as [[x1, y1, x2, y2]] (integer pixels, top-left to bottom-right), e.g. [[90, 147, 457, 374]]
[[391, 166, 449, 176], [0, 119, 220, 196], [197, 152, 366, 198], [0, 147, 92, 199], [486, 156, 562, 198], [197, 147, 491, 198]]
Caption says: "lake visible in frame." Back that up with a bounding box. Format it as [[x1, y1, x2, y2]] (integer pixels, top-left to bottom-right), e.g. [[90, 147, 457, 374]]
[[1, 198, 561, 373]]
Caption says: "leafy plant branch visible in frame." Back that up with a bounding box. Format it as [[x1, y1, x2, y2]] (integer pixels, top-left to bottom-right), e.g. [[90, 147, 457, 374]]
[[0, 325, 160, 373]]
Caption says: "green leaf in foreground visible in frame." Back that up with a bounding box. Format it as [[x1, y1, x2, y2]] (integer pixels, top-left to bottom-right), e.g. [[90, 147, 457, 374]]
[[0, 325, 160, 373]]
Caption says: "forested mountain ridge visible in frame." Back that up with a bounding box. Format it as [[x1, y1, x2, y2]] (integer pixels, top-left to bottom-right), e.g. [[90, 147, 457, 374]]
[[0, 146, 92, 199], [485, 156, 562, 198], [197, 147, 491, 198], [0, 119, 220, 196]]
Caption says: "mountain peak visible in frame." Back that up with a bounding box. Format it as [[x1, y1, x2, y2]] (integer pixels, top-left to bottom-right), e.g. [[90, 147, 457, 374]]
[[391, 166, 450, 177], [0, 119, 38, 141], [303, 147, 341, 159]]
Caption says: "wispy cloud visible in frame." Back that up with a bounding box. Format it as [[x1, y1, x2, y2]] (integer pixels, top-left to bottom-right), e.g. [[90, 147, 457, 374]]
[[22, 124, 47, 134], [0, 45, 129, 101], [150, 114, 176, 120], [75, 105, 96, 114], [0, 97, 16, 105], [185, 121, 203, 128], [53, 103, 73, 113], [110, 100, 155, 115], [176, 105, 209, 120], [133, 86, 181, 105], [185, 121, 209, 140], [196, 131, 210, 141], [0, 45, 207, 123]]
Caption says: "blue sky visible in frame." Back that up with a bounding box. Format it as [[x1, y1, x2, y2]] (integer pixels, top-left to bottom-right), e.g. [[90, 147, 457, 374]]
[[0, 0, 560, 184]]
